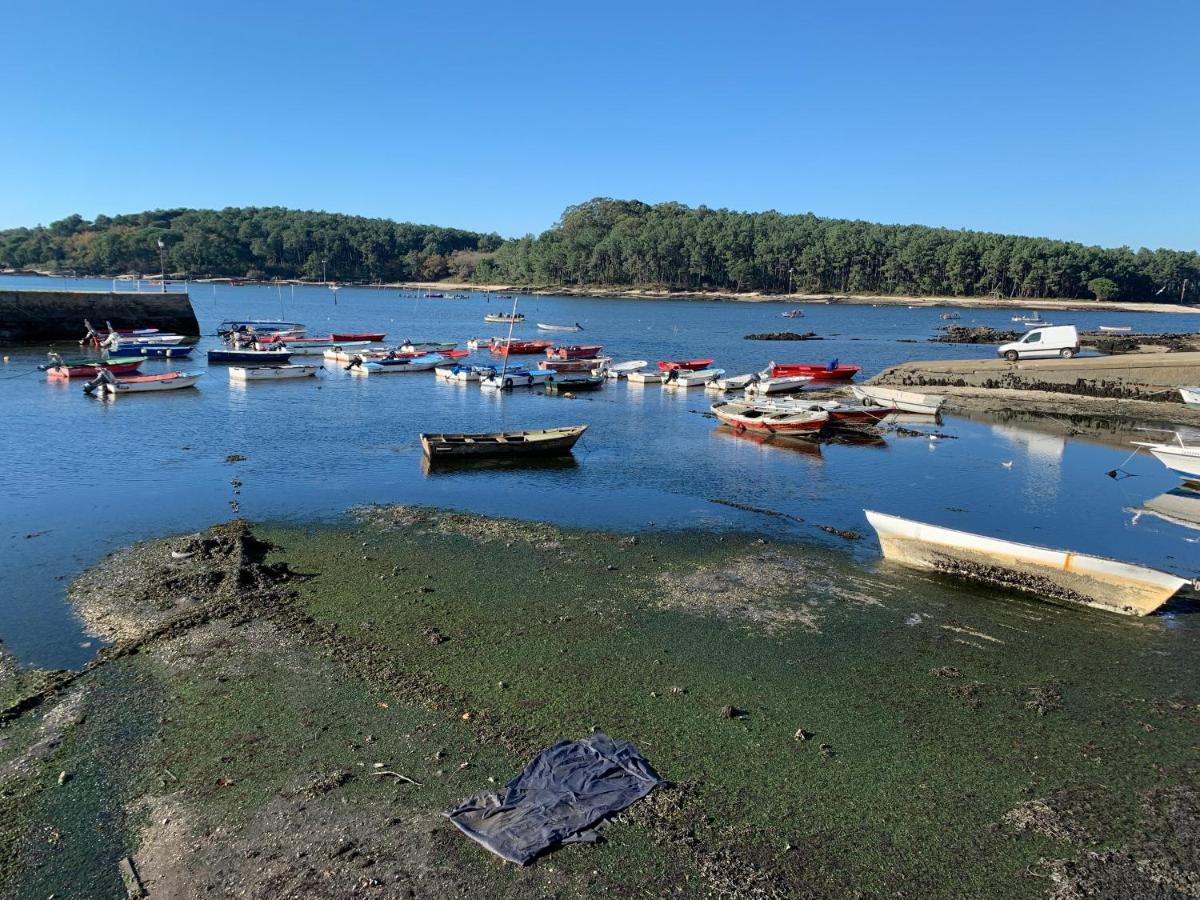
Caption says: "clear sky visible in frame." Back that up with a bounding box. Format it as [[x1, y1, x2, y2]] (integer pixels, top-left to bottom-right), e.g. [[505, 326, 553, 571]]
[[2, 0, 1197, 249]]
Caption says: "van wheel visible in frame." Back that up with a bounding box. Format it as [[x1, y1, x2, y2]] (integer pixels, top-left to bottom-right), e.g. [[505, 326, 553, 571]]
[[1004, 350, 1019, 362], [1060, 348, 1075, 359]]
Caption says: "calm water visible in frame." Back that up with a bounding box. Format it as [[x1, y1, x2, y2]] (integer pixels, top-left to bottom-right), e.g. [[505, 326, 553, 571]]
[[2, 275, 1198, 668]]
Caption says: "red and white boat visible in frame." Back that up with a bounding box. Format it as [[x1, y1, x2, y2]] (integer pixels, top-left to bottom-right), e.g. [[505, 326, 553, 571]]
[[491, 339, 553, 356], [770, 362, 862, 381], [43, 355, 143, 379], [711, 400, 829, 435], [658, 359, 715, 372], [330, 332, 387, 342], [545, 344, 603, 360], [83, 370, 203, 395]]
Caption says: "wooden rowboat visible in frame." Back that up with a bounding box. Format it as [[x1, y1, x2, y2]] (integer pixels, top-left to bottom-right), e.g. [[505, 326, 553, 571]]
[[852, 384, 945, 416], [546, 374, 605, 392], [229, 365, 320, 381], [864, 509, 1189, 617], [83, 370, 203, 395], [658, 359, 715, 372], [420, 425, 587, 460], [43, 355, 143, 379], [331, 332, 387, 342], [711, 401, 828, 434]]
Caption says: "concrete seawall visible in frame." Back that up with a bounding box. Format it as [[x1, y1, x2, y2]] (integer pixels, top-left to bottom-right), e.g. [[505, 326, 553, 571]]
[[0, 289, 200, 342]]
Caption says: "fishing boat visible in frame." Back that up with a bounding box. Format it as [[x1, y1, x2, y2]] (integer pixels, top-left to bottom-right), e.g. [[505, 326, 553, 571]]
[[545, 344, 602, 360], [490, 339, 553, 356], [599, 360, 649, 380], [627, 370, 665, 384], [864, 509, 1189, 617], [42, 354, 143, 379], [228, 364, 319, 382], [106, 344, 194, 358], [1098, 325, 1132, 333], [330, 331, 387, 342], [1178, 387, 1199, 408], [479, 368, 556, 390], [1132, 432, 1200, 477], [663, 368, 725, 389], [484, 312, 525, 324], [208, 348, 293, 364], [537, 322, 583, 332], [744, 374, 812, 395], [770, 362, 861, 381], [545, 374, 605, 392], [83, 369, 203, 395], [852, 384, 946, 416], [711, 400, 829, 434], [537, 357, 610, 372], [782, 310, 804, 318], [435, 364, 495, 382], [420, 425, 587, 461], [350, 354, 447, 374], [657, 359, 715, 372]]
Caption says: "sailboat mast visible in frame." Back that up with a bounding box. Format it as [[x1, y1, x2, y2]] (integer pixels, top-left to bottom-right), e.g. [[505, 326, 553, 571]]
[[500, 293, 519, 379]]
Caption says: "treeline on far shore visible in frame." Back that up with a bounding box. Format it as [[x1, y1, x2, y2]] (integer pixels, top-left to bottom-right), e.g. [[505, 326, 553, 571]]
[[1, 199, 1197, 303]]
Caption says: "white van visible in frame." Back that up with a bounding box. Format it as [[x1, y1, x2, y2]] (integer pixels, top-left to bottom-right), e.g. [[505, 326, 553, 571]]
[[997, 325, 1080, 362]]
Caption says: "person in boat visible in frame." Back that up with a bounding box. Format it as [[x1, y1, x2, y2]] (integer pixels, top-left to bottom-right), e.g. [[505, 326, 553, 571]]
[[828, 357, 839, 371], [665, 367, 679, 383]]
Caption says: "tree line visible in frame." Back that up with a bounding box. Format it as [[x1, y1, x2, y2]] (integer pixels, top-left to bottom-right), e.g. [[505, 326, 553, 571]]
[[2, 199, 1196, 302], [478, 199, 1199, 302], [0, 207, 502, 283]]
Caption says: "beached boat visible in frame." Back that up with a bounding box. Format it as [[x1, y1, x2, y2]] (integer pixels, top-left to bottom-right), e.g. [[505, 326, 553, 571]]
[[864, 509, 1189, 617], [329, 331, 386, 342], [770, 362, 861, 381], [43, 354, 143, 379], [658, 359, 715, 372], [663, 368, 725, 389], [484, 313, 525, 324], [83, 369, 202, 395], [852, 384, 946, 416], [351, 354, 446, 374], [537, 322, 583, 332], [228, 364, 320, 382], [490, 339, 553, 356], [208, 348, 293, 364], [627, 370, 665, 384], [545, 344, 602, 360], [599, 360, 650, 380], [537, 357, 609, 372], [1132, 432, 1200, 477], [711, 400, 829, 434], [744, 374, 812, 396], [420, 425, 587, 461], [546, 374, 605, 392], [479, 368, 556, 390], [1179, 387, 1200, 408], [1098, 325, 1132, 333], [435, 364, 495, 382]]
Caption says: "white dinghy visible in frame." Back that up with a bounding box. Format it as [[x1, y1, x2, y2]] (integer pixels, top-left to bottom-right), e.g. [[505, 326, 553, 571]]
[[663, 368, 725, 389], [229, 364, 320, 382], [852, 384, 946, 416]]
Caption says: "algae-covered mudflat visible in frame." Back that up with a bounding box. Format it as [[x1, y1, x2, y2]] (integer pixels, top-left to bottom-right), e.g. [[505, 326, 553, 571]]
[[1, 508, 1196, 898]]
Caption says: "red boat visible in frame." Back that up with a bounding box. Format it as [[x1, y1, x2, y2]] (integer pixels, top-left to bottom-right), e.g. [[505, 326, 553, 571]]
[[546, 344, 602, 360], [770, 362, 862, 381], [491, 339, 553, 356], [819, 402, 893, 424], [441, 349, 470, 360], [331, 332, 387, 342], [657, 359, 715, 372], [44, 356, 144, 379]]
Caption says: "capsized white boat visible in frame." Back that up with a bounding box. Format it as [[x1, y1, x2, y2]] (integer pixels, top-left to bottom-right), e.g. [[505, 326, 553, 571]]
[[864, 509, 1189, 617], [598, 360, 649, 380], [663, 368, 725, 389], [628, 370, 665, 384], [744, 374, 811, 396], [229, 364, 320, 381], [1181, 387, 1200, 409], [1133, 432, 1200, 477], [852, 384, 946, 416], [479, 368, 556, 390]]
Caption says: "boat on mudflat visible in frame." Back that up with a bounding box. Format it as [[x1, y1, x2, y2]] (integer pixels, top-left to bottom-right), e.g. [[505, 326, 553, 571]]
[[83, 369, 203, 395], [852, 384, 945, 416], [229, 364, 320, 382], [43, 354, 143, 379], [658, 359, 715, 372], [1133, 432, 1200, 477], [208, 348, 293, 364], [770, 362, 861, 381], [864, 509, 1189, 617], [545, 345, 602, 360], [711, 400, 828, 434], [420, 425, 587, 461]]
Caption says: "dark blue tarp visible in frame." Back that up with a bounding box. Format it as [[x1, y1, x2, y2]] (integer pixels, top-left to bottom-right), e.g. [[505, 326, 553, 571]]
[[445, 732, 663, 865]]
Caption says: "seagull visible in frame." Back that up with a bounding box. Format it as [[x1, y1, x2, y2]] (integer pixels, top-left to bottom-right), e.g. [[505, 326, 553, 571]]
[[928, 434, 941, 442], [1001, 460, 1013, 469]]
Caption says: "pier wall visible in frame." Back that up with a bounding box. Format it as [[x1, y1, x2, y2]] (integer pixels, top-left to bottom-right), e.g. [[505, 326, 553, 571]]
[[0, 289, 200, 342]]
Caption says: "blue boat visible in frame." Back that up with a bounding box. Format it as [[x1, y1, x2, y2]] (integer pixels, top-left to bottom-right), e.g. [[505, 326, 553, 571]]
[[108, 344, 194, 358], [207, 348, 292, 364], [217, 320, 305, 337]]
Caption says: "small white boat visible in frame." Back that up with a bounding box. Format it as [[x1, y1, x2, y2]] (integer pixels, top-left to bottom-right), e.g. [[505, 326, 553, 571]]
[[287, 341, 368, 356], [351, 354, 446, 374], [852, 384, 946, 416], [537, 322, 583, 332], [435, 364, 494, 382], [708, 371, 764, 392], [467, 337, 498, 351], [1133, 432, 1200, 477], [1012, 313, 1046, 324], [598, 360, 649, 380], [663, 368, 725, 389], [229, 364, 319, 382], [864, 509, 1188, 617], [83, 369, 202, 395], [323, 346, 387, 363], [1180, 386, 1200, 409], [484, 313, 524, 324], [744, 374, 811, 396], [479, 368, 556, 390], [1098, 325, 1132, 333], [628, 370, 665, 384]]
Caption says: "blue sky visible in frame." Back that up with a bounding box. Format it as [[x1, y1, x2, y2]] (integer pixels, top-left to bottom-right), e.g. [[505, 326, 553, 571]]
[[2, 0, 1197, 249]]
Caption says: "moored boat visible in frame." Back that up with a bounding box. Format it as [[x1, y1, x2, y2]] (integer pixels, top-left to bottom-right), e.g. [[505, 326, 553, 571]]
[[545, 374, 604, 392], [537, 356, 610, 372], [744, 374, 812, 395], [350, 354, 446, 374], [83, 369, 203, 395], [106, 343, 194, 358], [43, 354, 143, 379], [537, 322, 583, 332], [219, 320, 305, 337], [663, 368, 725, 389], [598, 360, 649, 380], [420, 425, 587, 460], [770, 362, 861, 381], [484, 312, 525, 324], [864, 509, 1189, 617], [627, 370, 665, 384], [711, 400, 828, 434], [782, 309, 804, 318], [479, 368, 556, 390], [708, 371, 765, 392], [208, 348, 293, 364], [435, 364, 495, 382], [490, 339, 553, 356], [228, 364, 320, 381], [852, 384, 946, 416], [545, 344, 602, 360], [1133, 432, 1200, 477], [657, 358, 715, 372], [399, 340, 457, 353], [330, 331, 387, 342]]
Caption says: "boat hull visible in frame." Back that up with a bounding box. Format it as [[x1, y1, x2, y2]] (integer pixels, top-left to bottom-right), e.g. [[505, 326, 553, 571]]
[[229, 365, 319, 381], [712, 402, 827, 434], [865, 510, 1187, 617], [1149, 446, 1200, 477], [46, 358, 143, 379], [852, 385, 944, 416], [330, 332, 386, 342], [91, 372, 203, 394], [480, 369, 555, 390], [421, 425, 586, 460], [208, 350, 293, 364], [1181, 387, 1200, 409]]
